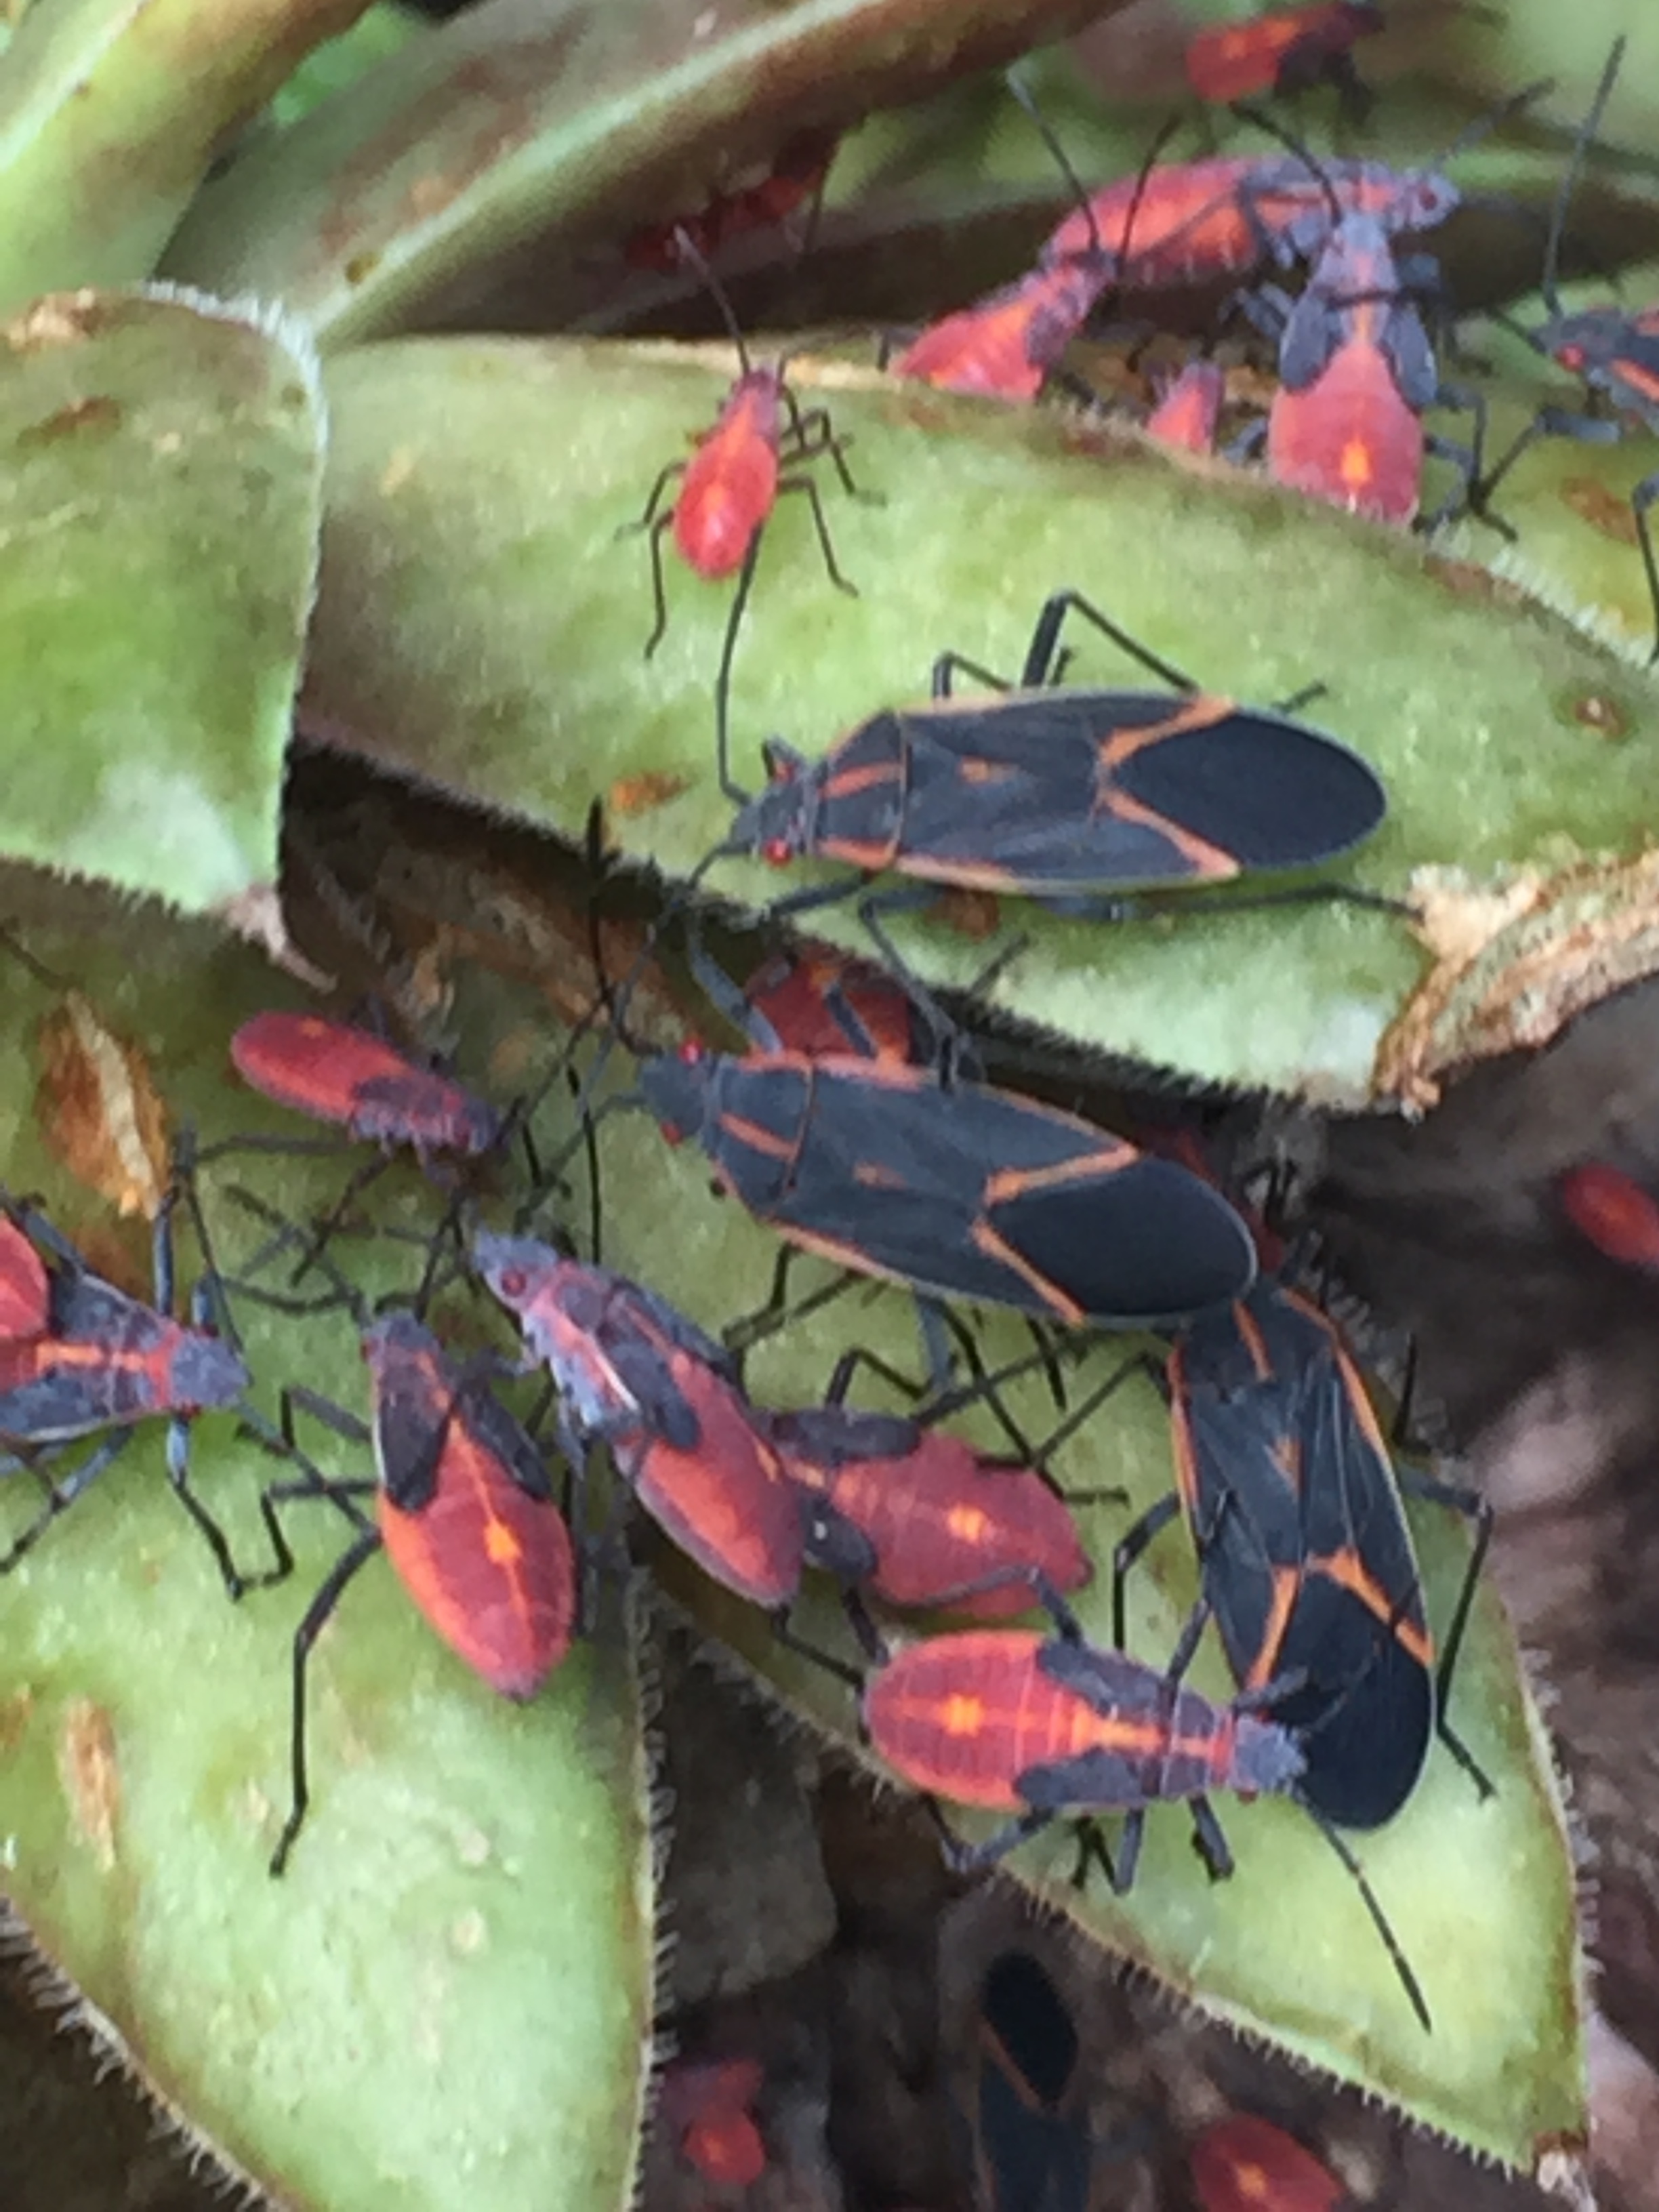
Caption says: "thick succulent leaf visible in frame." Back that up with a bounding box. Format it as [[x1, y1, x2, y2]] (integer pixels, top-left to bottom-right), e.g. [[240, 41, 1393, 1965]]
[[0, 0, 378, 310], [0, 286, 321, 919], [157, 0, 1128, 348], [0, 872, 653, 2212], [531, 1012, 1584, 2175], [307, 335, 1659, 1105]]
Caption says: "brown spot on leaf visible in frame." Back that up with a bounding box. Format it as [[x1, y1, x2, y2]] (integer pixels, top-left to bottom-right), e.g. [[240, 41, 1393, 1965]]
[[1563, 689, 1632, 741], [1561, 476, 1640, 545], [58, 1700, 121, 1871], [0, 1689, 34, 1753], [16, 396, 122, 450], [927, 887, 1000, 941], [5, 291, 103, 352], [35, 993, 169, 1221], [1422, 554, 1527, 607], [609, 771, 690, 817]]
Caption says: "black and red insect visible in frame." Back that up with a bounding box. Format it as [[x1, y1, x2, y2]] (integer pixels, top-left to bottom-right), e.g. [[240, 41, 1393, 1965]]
[[1183, 3, 1385, 111], [1189, 2112, 1345, 2212], [1113, 1275, 1492, 1830], [1144, 359, 1227, 457], [655, 2055, 769, 2189], [966, 1950, 1094, 2212], [635, 968, 1258, 1332], [230, 1011, 503, 1162], [1473, 39, 1659, 657], [741, 944, 928, 1067], [0, 1214, 49, 1340], [472, 1230, 804, 1609], [0, 1188, 256, 1594], [717, 589, 1387, 931], [258, 1309, 577, 1871], [863, 1583, 1429, 2028], [890, 256, 1113, 403], [623, 127, 837, 274]]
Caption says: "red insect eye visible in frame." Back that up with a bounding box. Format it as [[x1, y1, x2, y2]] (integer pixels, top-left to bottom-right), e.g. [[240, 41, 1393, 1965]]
[[762, 838, 792, 867], [1557, 343, 1585, 372], [501, 1269, 525, 1297], [676, 1040, 703, 1065]]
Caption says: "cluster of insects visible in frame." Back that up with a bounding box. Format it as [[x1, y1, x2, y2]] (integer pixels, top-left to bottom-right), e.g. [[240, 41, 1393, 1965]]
[[9, 14, 1648, 2207]]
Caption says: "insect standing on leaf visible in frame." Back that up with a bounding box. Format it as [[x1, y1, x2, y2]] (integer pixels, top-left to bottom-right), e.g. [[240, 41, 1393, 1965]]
[[620, 225, 877, 760], [472, 1230, 805, 1610], [1471, 38, 1659, 659], [1113, 1275, 1494, 1830], [0, 1182, 258, 1595], [861, 1579, 1431, 2030], [230, 1011, 504, 1162], [256, 1307, 577, 1873], [1183, 2, 1385, 112], [714, 588, 1389, 941], [890, 257, 1114, 403]]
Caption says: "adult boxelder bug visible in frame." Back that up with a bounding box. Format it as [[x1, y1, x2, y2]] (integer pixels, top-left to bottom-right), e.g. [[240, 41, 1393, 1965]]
[[230, 1011, 504, 1160], [967, 1950, 1092, 2212], [259, 1308, 577, 1871], [1190, 2112, 1345, 2212], [638, 1036, 1257, 1332], [1113, 1275, 1493, 1830], [623, 127, 837, 274], [1557, 1159, 1659, 1273], [890, 257, 1114, 403], [1472, 39, 1659, 657], [863, 1583, 1429, 2028], [1184, 3, 1385, 111], [718, 588, 1387, 930], [472, 1229, 804, 1608]]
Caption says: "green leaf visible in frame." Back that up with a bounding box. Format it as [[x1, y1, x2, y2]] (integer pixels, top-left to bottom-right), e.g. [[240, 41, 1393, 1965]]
[[0, 286, 321, 917], [0, 872, 653, 2212], [306, 333, 1659, 1103], [0, 0, 381, 309], [158, 0, 1131, 348]]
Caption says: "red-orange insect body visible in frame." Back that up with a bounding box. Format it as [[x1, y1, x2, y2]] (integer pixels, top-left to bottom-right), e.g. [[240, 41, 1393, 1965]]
[[1189, 2112, 1345, 2212], [1145, 360, 1226, 455], [863, 1628, 1296, 1811], [230, 1012, 501, 1158], [743, 947, 924, 1065], [624, 127, 837, 274], [1184, 2, 1384, 105], [1558, 1160, 1659, 1272], [0, 1218, 49, 1341], [765, 1408, 1090, 1616], [473, 1234, 804, 1607], [363, 1315, 575, 1699], [659, 2056, 769, 2188], [672, 369, 784, 578], [1269, 339, 1424, 520], [893, 260, 1111, 401]]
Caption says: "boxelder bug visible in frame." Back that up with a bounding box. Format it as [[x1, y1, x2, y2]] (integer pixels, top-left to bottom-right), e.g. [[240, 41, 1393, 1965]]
[[1183, 3, 1385, 111], [890, 258, 1113, 403], [1557, 1159, 1659, 1273], [1248, 208, 1471, 526], [967, 1950, 1093, 2212], [621, 226, 875, 756], [1472, 39, 1659, 658], [638, 1033, 1257, 1330], [717, 588, 1387, 931], [0, 1216, 49, 1340], [741, 944, 927, 1067], [473, 1230, 804, 1608], [259, 1308, 577, 1872], [0, 1186, 256, 1595], [1145, 359, 1227, 455], [230, 1011, 503, 1160], [623, 127, 837, 274], [863, 1582, 1430, 2028], [762, 1363, 1092, 1647], [1189, 2112, 1344, 2212], [1113, 1275, 1494, 1830], [657, 2055, 769, 2188]]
